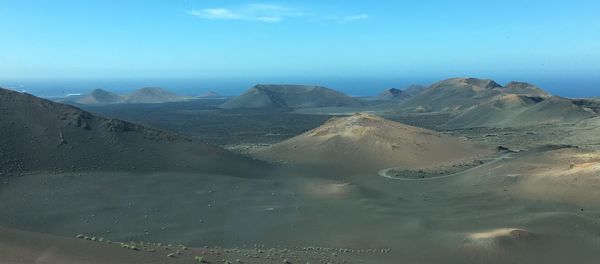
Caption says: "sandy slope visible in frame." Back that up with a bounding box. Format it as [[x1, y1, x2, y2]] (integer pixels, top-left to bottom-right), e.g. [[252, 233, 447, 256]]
[[487, 146, 600, 205], [4, 159, 600, 264], [252, 113, 494, 171], [0, 227, 170, 264]]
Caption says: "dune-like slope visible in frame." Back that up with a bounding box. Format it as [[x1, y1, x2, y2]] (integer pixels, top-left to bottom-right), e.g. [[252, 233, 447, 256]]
[[0, 88, 260, 175], [252, 113, 493, 170], [221, 84, 363, 109]]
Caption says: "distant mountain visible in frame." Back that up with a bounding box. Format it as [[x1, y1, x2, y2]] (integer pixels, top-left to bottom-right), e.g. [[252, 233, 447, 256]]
[[444, 94, 542, 128], [393, 77, 593, 128], [124, 87, 189, 104], [0, 87, 260, 175], [252, 113, 492, 171], [75, 89, 124, 105], [403, 85, 427, 96], [572, 98, 600, 114], [397, 78, 556, 113], [378, 85, 426, 100], [378, 88, 410, 100], [497, 82, 550, 98], [198, 91, 222, 98], [512, 96, 596, 125], [64, 87, 190, 105], [220, 84, 363, 109], [445, 95, 596, 128], [398, 78, 505, 112], [435, 77, 502, 89]]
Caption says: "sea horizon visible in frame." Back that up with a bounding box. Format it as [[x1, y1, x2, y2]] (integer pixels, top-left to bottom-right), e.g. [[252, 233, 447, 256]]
[[1, 75, 598, 99]]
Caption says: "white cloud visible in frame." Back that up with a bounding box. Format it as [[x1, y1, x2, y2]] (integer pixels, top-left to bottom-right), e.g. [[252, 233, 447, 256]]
[[255, 16, 282, 22], [317, 14, 370, 24], [188, 8, 240, 20], [186, 3, 369, 24], [336, 14, 370, 23], [187, 4, 298, 23]]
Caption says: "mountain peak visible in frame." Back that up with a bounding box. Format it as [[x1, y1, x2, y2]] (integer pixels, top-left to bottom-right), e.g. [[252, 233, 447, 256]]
[[125, 87, 187, 104], [379, 88, 409, 99], [460, 78, 502, 89], [76, 89, 123, 105], [198, 91, 222, 98], [505, 81, 536, 88], [253, 84, 323, 93], [221, 84, 362, 109], [90, 88, 109, 93], [135, 87, 168, 93], [501, 81, 551, 97], [432, 78, 502, 89]]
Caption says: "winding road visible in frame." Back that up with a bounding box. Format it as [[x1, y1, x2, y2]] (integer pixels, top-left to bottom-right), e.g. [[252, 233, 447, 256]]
[[378, 153, 516, 181]]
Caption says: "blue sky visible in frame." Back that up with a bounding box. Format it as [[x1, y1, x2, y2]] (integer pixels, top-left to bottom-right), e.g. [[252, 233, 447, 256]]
[[1, 1, 599, 96]]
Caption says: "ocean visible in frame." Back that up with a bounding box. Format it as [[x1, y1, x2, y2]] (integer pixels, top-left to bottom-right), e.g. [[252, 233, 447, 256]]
[[0, 76, 598, 99]]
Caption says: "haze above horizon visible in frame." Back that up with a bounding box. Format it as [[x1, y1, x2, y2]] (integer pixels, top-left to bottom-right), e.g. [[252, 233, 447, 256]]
[[1, 1, 599, 97]]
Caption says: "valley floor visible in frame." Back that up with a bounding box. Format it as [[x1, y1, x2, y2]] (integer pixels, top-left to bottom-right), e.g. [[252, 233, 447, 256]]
[[3, 144, 600, 263], [4, 104, 600, 264]]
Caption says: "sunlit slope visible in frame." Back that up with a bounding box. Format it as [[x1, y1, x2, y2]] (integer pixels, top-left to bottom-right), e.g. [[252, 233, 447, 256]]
[[252, 113, 493, 170]]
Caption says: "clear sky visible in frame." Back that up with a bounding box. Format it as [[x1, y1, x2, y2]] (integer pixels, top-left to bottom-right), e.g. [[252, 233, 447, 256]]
[[1, 1, 599, 96]]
